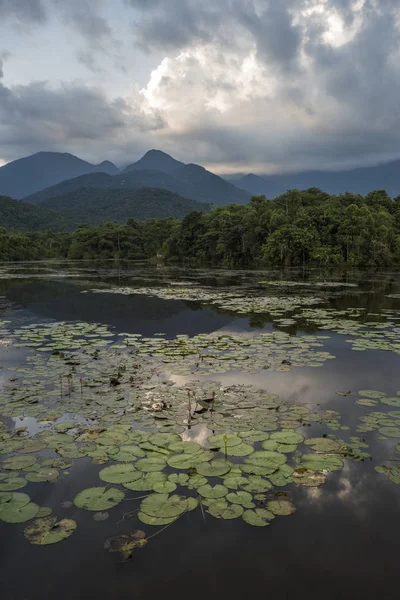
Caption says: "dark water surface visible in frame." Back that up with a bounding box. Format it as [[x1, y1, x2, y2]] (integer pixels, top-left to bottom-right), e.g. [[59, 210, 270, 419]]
[[1, 262, 400, 599]]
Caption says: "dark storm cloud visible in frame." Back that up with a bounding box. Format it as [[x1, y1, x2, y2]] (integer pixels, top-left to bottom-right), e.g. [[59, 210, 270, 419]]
[[0, 0, 46, 23], [0, 73, 165, 162]]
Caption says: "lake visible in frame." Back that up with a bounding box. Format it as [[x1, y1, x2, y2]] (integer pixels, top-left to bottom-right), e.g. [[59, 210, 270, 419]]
[[1, 261, 400, 600]]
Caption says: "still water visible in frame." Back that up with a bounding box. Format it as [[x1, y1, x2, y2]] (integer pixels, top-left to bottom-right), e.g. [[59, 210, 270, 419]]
[[1, 261, 400, 600]]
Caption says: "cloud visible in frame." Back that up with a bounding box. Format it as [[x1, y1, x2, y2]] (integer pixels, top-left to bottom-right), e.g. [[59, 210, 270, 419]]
[[0, 0, 46, 23], [2, 0, 400, 174], [0, 71, 165, 164]]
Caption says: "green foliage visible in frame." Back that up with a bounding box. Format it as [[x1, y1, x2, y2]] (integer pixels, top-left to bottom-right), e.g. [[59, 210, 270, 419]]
[[2, 187, 400, 266]]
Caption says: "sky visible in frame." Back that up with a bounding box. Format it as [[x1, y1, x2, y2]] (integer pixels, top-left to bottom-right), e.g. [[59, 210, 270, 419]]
[[1, 0, 400, 174]]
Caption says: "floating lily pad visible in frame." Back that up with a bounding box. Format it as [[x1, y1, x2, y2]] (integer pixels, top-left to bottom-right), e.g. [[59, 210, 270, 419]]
[[140, 493, 188, 518], [153, 482, 177, 494], [0, 501, 39, 523], [26, 468, 59, 483], [105, 531, 147, 559], [226, 491, 254, 508], [240, 476, 273, 493], [2, 456, 37, 471], [136, 457, 167, 472], [208, 500, 244, 519], [148, 432, 182, 448], [238, 431, 269, 443], [293, 468, 327, 487], [168, 473, 189, 486], [138, 512, 177, 526], [93, 512, 109, 521], [169, 441, 201, 454], [196, 459, 231, 477], [24, 517, 77, 545], [304, 438, 341, 452], [124, 472, 164, 491], [295, 453, 343, 472], [197, 484, 228, 499], [242, 508, 275, 526], [270, 431, 304, 445], [207, 434, 242, 448], [378, 426, 400, 438], [74, 487, 125, 511], [167, 452, 212, 470], [267, 499, 296, 516], [0, 475, 27, 491], [99, 464, 139, 484], [112, 446, 146, 461]]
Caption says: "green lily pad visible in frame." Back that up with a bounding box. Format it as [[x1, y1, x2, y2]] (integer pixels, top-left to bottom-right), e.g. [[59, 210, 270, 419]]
[[36, 506, 52, 518], [238, 431, 269, 443], [293, 468, 327, 487], [304, 438, 341, 452], [378, 426, 400, 438], [99, 464, 139, 484], [24, 517, 77, 545], [196, 459, 231, 477], [226, 443, 254, 457], [207, 434, 242, 448], [267, 499, 296, 515], [169, 441, 201, 454], [358, 390, 386, 398], [105, 531, 147, 559], [140, 493, 187, 518], [226, 491, 254, 508], [135, 457, 167, 472], [112, 446, 146, 461], [167, 452, 213, 470], [153, 482, 177, 494], [74, 487, 125, 511], [124, 472, 166, 491], [148, 432, 182, 448], [270, 431, 304, 445], [0, 501, 39, 523], [296, 453, 344, 472], [2, 456, 37, 471], [242, 508, 275, 526], [380, 398, 400, 407], [197, 484, 228, 499], [223, 475, 248, 490], [168, 473, 189, 485], [0, 476, 27, 491], [138, 512, 177, 526], [26, 468, 59, 483], [208, 500, 244, 519], [240, 476, 273, 493]]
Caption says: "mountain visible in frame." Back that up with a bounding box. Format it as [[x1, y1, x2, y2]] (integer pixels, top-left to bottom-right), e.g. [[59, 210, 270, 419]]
[[25, 152, 250, 207], [39, 187, 211, 224], [0, 152, 119, 199], [124, 149, 185, 174], [234, 174, 283, 198], [233, 159, 400, 198], [0, 195, 78, 232]]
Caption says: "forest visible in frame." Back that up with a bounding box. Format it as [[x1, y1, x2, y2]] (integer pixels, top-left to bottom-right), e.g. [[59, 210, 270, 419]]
[[1, 188, 400, 267]]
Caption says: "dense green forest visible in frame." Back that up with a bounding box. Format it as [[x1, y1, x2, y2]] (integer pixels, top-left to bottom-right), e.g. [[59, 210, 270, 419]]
[[1, 188, 400, 266], [0, 189, 209, 232]]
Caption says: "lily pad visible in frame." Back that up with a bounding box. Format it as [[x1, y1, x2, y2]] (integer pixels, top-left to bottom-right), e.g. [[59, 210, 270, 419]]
[[2, 456, 37, 471], [24, 517, 77, 545], [226, 491, 254, 508], [242, 508, 275, 526], [208, 500, 244, 519], [99, 464, 139, 484], [197, 484, 228, 499], [0, 475, 27, 491], [267, 499, 296, 516], [74, 487, 125, 511], [140, 493, 187, 518], [123, 472, 166, 491], [135, 457, 167, 472], [153, 482, 177, 494], [196, 459, 231, 477]]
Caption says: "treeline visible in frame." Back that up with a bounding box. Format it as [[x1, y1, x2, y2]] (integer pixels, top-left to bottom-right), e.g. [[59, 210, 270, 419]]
[[1, 188, 400, 266]]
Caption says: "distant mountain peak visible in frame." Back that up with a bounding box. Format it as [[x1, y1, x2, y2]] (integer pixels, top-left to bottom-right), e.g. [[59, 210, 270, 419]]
[[124, 149, 186, 175]]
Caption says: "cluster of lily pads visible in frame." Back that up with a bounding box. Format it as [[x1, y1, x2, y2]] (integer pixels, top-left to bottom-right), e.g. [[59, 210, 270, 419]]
[[87, 285, 325, 316]]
